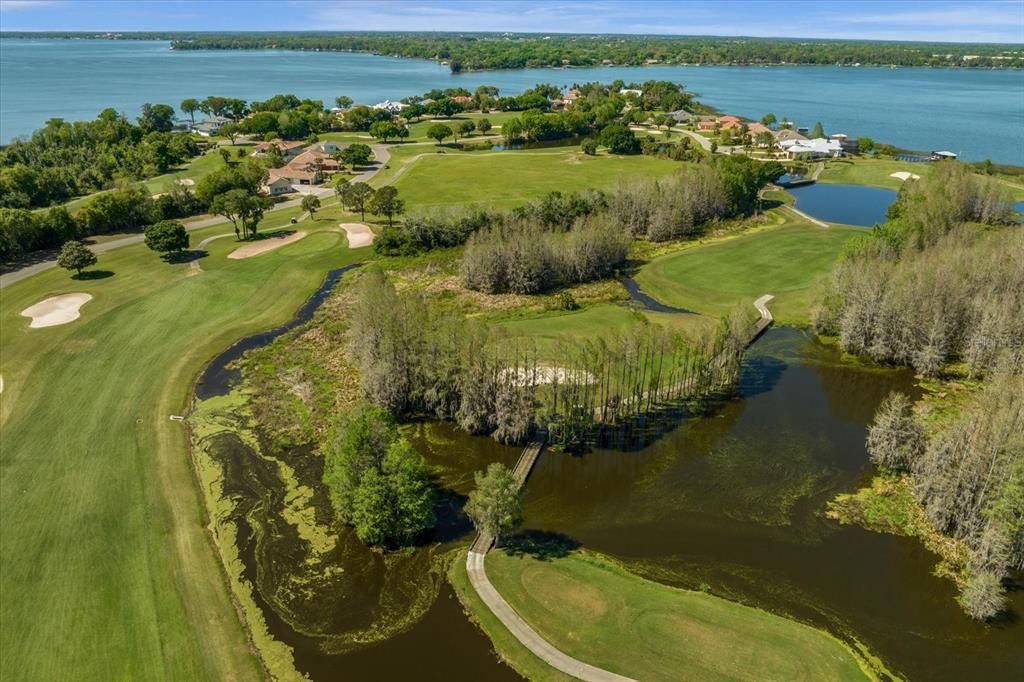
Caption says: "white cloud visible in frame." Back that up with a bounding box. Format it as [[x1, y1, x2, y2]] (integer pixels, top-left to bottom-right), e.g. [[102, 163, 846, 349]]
[[0, 0, 65, 12]]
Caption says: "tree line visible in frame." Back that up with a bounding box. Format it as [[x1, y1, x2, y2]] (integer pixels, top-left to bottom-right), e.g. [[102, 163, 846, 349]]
[[1, 109, 200, 210], [866, 374, 1023, 620], [346, 268, 753, 450], [163, 33, 1024, 70], [814, 164, 1020, 376]]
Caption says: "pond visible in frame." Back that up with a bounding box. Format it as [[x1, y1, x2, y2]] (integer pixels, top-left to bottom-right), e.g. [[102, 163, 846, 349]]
[[788, 183, 896, 226], [207, 322, 1023, 680]]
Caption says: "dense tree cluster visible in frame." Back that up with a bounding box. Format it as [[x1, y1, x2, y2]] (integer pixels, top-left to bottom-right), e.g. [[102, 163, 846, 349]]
[[374, 207, 497, 256], [867, 377, 1023, 620], [814, 166, 1020, 377], [0, 110, 199, 209], [0, 206, 78, 260], [347, 268, 752, 449], [321, 404, 435, 548], [461, 214, 629, 294], [166, 33, 1024, 70]]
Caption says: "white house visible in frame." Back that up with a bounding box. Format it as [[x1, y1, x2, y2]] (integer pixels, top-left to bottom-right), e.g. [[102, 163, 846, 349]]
[[192, 116, 232, 137], [371, 100, 406, 114], [263, 176, 295, 197], [778, 138, 843, 159]]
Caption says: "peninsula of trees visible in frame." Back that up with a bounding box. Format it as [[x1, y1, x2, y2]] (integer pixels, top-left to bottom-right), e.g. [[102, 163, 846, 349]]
[[3, 31, 1021, 70], [172, 33, 1024, 70]]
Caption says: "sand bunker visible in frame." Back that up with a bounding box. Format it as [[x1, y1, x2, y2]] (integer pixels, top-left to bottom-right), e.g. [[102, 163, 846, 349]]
[[21, 293, 93, 328], [340, 223, 375, 248], [500, 366, 597, 387], [227, 231, 306, 259], [890, 171, 921, 181], [176, 178, 195, 186]]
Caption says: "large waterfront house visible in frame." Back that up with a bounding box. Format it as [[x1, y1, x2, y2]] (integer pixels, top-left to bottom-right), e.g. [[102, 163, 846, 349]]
[[192, 116, 231, 136], [779, 137, 843, 159]]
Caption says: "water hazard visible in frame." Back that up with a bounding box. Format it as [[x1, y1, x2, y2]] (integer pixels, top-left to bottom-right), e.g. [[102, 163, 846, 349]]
[[198, 283, 1021, 681], [787, 183, 896, 226]]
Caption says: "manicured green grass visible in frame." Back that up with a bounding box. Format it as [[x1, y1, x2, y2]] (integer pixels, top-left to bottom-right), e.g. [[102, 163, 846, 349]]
[[483, 549, 874, 682], [393, 150, 678, 210], [632, 221, 861, 324], [494, 304, 647, 358], [818, 157, 934, 190], [449, 554, 574, 682], [0, 214, 366, 680], [142, 145, 251, 194]]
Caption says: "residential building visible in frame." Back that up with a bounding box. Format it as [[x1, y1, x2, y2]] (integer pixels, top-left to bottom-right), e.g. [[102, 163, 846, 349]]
[[371, 100, 406, 114], [668, 109, 695, 124], [264, 176, 294, 197], [452, 95, 473, 106], [717, 115, 743, 130], [778, 138, 843, 159], [253, 139, 305, 161], [774, 129, 808, 143], [192, 116, 231, 137]]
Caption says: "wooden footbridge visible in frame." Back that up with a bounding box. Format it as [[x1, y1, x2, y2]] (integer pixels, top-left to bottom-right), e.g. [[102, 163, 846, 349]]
[[469, 430, 548, 554]]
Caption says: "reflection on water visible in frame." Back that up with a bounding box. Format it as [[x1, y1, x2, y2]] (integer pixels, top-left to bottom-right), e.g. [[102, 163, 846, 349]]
[[788, 183, 896, 226], [502, 327, 1022, 681]]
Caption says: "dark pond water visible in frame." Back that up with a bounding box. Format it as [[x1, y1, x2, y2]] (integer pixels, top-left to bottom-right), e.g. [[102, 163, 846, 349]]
[[623, 277, 694, 314], [788, 183, 896, 226], [202, 317, 1023, 680]]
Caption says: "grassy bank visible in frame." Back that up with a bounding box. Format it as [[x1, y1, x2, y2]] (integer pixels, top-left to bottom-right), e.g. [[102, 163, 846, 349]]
[[0, 212, 361, 679], [453, 548, 879, 681]]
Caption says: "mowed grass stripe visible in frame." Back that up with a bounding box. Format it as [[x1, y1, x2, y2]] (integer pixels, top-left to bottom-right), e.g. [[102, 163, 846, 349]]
[[0, 220, 355, 680], [486, 550, 874, 681]]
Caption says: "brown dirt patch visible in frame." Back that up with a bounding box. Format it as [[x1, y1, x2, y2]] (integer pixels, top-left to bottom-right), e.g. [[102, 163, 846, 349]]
[[519, 565, 608, 619]]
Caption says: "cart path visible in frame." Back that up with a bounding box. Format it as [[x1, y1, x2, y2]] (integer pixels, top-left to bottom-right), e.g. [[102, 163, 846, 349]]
[[466, 551, 636, 682]]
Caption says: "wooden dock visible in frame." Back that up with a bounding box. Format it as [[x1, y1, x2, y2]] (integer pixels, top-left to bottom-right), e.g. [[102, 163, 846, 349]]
[[469, 430, 547, 555]]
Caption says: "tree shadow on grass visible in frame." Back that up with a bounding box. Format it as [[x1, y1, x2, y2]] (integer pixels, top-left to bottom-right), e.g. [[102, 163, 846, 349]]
[[502, 530, 581, 561], [164, 249, 207, 264], [72, 270, 114, 280], [250, 228, 297, 242]]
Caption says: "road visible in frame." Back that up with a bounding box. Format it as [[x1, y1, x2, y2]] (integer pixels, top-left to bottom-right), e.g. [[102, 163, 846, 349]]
[[0, 144, 390, 290], [466, 551, 636, 682]]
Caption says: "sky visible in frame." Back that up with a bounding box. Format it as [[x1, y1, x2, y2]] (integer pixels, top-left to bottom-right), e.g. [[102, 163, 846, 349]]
[[1, 0, 1022, 44]]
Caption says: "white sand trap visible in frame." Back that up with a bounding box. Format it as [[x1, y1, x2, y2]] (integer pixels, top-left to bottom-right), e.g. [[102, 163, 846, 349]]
[[177, 178, 195, 186], [500, 366, 597, 387], [890, 171, 921, 181], [21, 293, 93, 328], [227, 231, 306, 259], [340, 223, 375, 248]]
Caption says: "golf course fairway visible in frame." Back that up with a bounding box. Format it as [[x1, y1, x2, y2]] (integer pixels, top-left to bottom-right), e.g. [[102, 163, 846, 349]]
[[0, 216, 361, 680]]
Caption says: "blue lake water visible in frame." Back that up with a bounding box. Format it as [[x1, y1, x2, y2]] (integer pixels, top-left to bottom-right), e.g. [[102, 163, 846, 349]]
[[2, 39, 1023, 163], [788, 183, 896, 226]]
